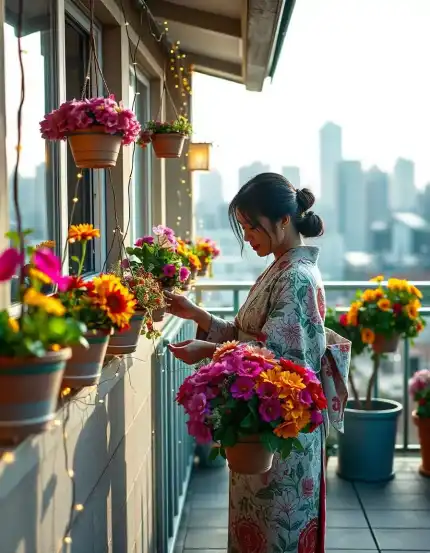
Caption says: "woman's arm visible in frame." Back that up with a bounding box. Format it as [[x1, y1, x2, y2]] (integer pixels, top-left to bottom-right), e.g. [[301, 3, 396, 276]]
[[195, 313, 238, 343]]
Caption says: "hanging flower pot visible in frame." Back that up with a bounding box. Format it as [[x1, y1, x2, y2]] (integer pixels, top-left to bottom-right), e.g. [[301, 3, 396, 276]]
[[413, 412, 430, 477], [151, 133, 186, 159], [62, 330, 111, 389], [68, 126, 122, 169], [198, 261, 209, 277], [40, 95, 141, 169], [372, 334, 400, 354], [0, 348, 71, 444], [137, 116, 192, 159], [225, 435, 274, 475], [106, 310, 146, 355], [152, 307, 167, 323]]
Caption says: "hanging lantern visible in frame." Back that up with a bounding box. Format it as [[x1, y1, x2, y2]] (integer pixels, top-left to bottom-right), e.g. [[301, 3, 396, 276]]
[[187, 142, 212, 171]]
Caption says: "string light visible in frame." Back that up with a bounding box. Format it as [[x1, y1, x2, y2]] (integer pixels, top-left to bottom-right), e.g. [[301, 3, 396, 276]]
[[74, 503, 84, 512], [2, 451, 15, 464]]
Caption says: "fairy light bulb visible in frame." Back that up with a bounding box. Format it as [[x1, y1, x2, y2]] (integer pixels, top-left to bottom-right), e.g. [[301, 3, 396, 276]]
[[64, 536, 72, 544], [2, 452, 15, 464], [68, 469, 75, 478], [74, 504, 84, 512]]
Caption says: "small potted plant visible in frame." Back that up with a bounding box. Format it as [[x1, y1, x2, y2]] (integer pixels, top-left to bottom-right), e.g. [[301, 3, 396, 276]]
[[108, 264, 165, 352], [0, 236, 86, 443], [176, 342, 327, 474], [56, 224, 136, 386], [332, 277, 426, 482], [194, 237, 220, 276], [176, 239, 201, 290], [137, 115, 192, 158], [409, 368, 430, 477], [40, 95, 140, 169], [125, 225, 190, 291]]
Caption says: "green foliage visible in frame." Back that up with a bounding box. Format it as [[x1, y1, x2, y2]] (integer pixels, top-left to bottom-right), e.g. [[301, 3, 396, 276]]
[[143, 116, 192, 137]]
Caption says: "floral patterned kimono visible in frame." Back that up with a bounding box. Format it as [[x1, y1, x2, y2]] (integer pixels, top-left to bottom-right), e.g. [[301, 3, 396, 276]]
[[197, 246, 351, 553]]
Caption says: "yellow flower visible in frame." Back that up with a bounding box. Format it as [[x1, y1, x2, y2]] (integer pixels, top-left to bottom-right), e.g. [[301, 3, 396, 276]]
[[91, 274, 136, 328], [28, 268, 52, 285], [36, 240, 55, 250], [24, 288, 65, 316], [51, 344, 61, 352], [187, 253, 201, 270], [361, 328, 375, 344], [346, 310, 358, 327], [362, 289, 377, 303], [277, 371, 306, 397], [7, 318, 19, 333], [68, 224, 101, 243], [405, 303, 419, 320], [377, 298, 391, 312], [370, 275, 384, 283], [410, 285, 423, 299]]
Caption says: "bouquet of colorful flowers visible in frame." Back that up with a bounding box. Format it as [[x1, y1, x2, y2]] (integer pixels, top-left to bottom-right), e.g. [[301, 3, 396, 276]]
[[125, 225, 190, 289], [176, 239, 201, 284], [40, 95, 140, 145], [0, 232, 86, 357], [137, 115, 192, 146], [193, 237, 220, 275], [345, 276, 425, 353], [409, 369, 430, 419], [176, 342, 327, 473], [325, 307, 369, 358]]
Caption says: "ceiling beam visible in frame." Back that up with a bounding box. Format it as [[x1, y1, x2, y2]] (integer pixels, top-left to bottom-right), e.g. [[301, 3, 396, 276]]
[[185, 52, 242, 81], [146, 0, 242, 38]]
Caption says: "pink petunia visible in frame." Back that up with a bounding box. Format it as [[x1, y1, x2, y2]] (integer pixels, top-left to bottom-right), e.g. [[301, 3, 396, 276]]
[[135, 236, 154, 247], [187, 420, 212, 444], [162, 264, 176, 278], [179, 266, 191, 282], [259, 398, 282, 422], [186, 393, 207, 416], [0, 247, 23, 281], [230, 376, 255, 400], [33, 247, 61, 281]]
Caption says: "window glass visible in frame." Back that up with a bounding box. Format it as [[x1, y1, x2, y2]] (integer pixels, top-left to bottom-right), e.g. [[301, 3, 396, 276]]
[[4, 0, 56, 301]]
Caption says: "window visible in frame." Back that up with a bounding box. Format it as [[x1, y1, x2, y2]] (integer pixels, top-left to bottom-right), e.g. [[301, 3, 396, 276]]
[[129, 70, 152, 241], [4, 0, 57, 301], [65, 5, 105, 274]]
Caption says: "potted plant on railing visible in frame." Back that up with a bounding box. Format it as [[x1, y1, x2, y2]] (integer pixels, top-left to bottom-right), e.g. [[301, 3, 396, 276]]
[[125, 225, 190, 293], [137, 115, 192, 158], [0, 236, 86, 443], [409, 368, 430, 477], [176, 239, 201, 290], [333, 276, 426, 482], [194, 237, 220, 277], [40, 95, 140, 169], [176, 342, 327, 475], [56, 224, 136, 385]]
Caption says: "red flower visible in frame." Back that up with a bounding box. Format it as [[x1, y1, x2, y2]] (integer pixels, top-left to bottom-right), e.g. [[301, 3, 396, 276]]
[[339, 313, 348, 326], [232, 518, 267, 553], [302, 477, 314, 498], [280, 358, 307, 376], [298, 517, 319, 553], [393, 303, 403, 316]]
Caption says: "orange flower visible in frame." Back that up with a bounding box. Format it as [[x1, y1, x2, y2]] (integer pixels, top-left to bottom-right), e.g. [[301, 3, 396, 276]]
[[405, 303, 418, 320], [361, 328, 375, 344], [410, 285, 423, 299], [213, 341, 240, 362], [68, 224, 100, 243], [35, 240, 55, 250], [274, 420, 300, 439], [370, 275, 384, 283], [362, 289, 376, 303], [374, 288, 384, 299], [377, 298, 391, 312], [91, 274, 136, 328]]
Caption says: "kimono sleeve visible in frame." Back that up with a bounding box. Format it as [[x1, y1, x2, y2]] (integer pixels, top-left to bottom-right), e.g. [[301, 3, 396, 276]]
[[196, 314, 238, 343], [259, 270, 326, 372]]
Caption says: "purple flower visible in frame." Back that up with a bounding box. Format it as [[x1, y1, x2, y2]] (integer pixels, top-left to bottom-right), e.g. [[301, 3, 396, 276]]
[[259, 398, 282, 422], [179, 266, 190, 282], [162, 264, 176, 278], [311, 410, 323, 426], [237, 359, 266, 378], [230, 376, 255, 400], [187, 420, 212, 444], [135, 235, 154, 247], [186, 393, 207, 416], [121, 258, 130, 269], [299, 389, 312, 406], [256, 381, 278, 399]]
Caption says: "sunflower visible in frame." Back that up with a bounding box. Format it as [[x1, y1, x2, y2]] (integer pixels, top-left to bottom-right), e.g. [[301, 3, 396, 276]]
[[361, 328, 375, 345], [24, 288, 65, 316], [68, 224, 101, 243], [377, 298, 391, 312], [213, 340, 240, 362], [92, 274, 136, 328]]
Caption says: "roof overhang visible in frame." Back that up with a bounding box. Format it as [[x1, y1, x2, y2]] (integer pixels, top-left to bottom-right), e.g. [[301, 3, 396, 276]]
[[142, 0, 296, 92]]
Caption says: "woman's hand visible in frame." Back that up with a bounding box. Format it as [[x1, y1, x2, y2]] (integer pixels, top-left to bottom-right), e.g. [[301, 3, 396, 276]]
[[164, 290, 212, 332], [168, 339, 216, 365]]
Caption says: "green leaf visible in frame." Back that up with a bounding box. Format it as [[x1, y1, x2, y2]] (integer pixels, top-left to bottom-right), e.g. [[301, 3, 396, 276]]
[[208, 446, 220, 461], [261, 431, 281, 453], [292, 438, 304, 452], [280, 440, 293, 459], [71, 256, 80, 263], [219, 447, 226, 459], [221, 426, 236, 447], [239, 412, 254, 429]]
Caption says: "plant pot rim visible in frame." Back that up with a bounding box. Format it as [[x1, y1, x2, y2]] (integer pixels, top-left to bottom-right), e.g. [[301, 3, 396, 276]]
[[412, 410, 430, 422], [151, 132, 188, 138], [84, 328, 114, 338], [0, 347, 72, 368], [67, 125, 120, 137], [345, 397, 403, 417]]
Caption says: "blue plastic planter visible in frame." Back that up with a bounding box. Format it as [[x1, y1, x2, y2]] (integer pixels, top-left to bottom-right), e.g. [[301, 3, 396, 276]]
[[337, 398, 402, 482]]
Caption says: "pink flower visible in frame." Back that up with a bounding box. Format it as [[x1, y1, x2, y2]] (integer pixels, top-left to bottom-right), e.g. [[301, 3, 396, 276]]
[[237, 359, 267, 378], [121, 258, 130, 269], [0, 247, 23, 281], [230, 376, 255, 400], [259, 398, 281, 422], [33, 247, 61, 281], [310, 410, 323, 426], [135, 235, 154, 247], [179, 266, 190, 282], [163, 264, 176, 278], [257, 381, 278, 399], [186, 393, 207, 416], [302, 477, 314, 498], [187, 420, 212, 444], [299, 389, 312, 406]]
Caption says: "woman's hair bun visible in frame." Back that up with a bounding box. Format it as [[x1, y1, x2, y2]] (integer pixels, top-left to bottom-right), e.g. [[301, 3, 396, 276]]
[[296, 188, 315, 213]]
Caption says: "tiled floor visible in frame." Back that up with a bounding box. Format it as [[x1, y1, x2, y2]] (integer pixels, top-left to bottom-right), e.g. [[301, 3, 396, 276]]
[[175, 455, 430, 552]]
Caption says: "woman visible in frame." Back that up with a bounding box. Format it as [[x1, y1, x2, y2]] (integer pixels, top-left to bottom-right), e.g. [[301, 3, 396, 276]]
[[166, 173, 350, 553]]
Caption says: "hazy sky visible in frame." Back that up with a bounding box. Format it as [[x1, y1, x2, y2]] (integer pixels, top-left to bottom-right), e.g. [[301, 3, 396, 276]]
[[192, 0, 430, 200]]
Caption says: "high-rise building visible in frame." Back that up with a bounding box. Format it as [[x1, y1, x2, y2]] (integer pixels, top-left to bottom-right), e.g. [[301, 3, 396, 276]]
[[391, 158, 416, 211], [195, 170, 223, 204], [337, 160, 366, 251], [281, 166, 301, 187], [319, 122, 342, 228], [365, 166, 390, 250], [238, 162, 270, 190]]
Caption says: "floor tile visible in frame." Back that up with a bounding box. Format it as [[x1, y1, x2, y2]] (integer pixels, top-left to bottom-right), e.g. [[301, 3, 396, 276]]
[[188, 508, 228, 528], [356, 478, 430, 495], [326, 493, 361, 509], [375, 529, 430, 550], [367, 510, 430, 529], [189, 492, 229, 509], [184, 528, 228, 549], [326, 528, 377, 549], [326, 509, 368, 528], [359, 493, 430, 510]]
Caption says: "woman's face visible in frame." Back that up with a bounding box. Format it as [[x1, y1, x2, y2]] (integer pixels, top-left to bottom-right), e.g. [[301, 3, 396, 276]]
[[236, 210, 284, 257]]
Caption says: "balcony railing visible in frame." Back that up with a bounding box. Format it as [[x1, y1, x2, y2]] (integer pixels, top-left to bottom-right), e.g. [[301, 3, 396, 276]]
[[194, 280, 430, 452]]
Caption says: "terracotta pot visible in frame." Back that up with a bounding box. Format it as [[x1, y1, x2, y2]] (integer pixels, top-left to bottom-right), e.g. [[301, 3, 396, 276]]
[[373, 334, 400, 354], [68, 125, 122, 169], [197, 261, 209, 277], [225, 435, 274, 475], [152, 307, 166, 323], [62, 330, 111, 389], [106, 311, 145, 355], [0, 348, 71, 444], [413, 411, 430, 477], [151, 133, 186, 158]]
